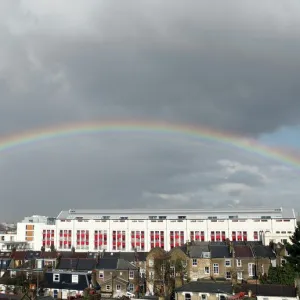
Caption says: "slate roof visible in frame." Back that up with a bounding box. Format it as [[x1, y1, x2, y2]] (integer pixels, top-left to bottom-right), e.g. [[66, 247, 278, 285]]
[[76, 258, 97, 271], [26, 251, 41, 260], [120, 252, 147, 262], [0, 252, 11, 259], [59, 252, 89, 258], [233, 245, 253, 258], [40, 252, 58, 259], [117, 259, 137, 270], [251, 245, 276, 259], [96, 258, 118, 270], [209, 245, 232, 258], [236, 284, 296, 297], [57, 258, 78, 270], [44, 271, 90, 291], [188, 243, 210, 258], [102, 252, 121, 259], [175, 281, 233, 294], [98, 251, 147, 262]]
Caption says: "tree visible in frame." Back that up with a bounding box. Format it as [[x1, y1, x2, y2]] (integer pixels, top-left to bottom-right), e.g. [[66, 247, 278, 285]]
[[262, 265, 295, 285], [50, 244, 56, 252], [285, 224, 300, 273], [153, 255, 185, 297]]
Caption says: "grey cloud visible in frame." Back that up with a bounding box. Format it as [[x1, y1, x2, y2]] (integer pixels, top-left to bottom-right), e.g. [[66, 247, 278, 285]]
[[226, 170, 266, 187], [1, 1, 300, 135], [0, 1, 300, 220]]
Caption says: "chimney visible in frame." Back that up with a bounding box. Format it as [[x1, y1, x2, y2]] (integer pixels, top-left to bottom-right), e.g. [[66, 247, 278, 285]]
[[186, 240, 191, 255]]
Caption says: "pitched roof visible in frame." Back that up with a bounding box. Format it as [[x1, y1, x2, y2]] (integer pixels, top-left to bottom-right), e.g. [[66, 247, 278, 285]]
[[96, 258, 118, 270], [44, 271, 90, 291], [117, 259, 137, 270], [236, 284, 296, 297], [76, 258, 97, 271], [119, 252, 147, 262], [11, 251, 27, 260], [189, 244, 210, 258], [59, 252, 88, 258], [102, 252, 121, 259], [233, 245, 253, 258], [26, 251, 41, 260], [57, 258, 78, 270], [210, 245, 231, 258], [0, 252, 11, 259], [175, 281, 233, 294], [252, 245, 276, 258], [40, 252, 58, 259]]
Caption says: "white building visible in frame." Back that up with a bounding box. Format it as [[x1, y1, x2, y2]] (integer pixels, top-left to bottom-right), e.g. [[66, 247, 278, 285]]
[[0, 231, 29, 252], [16, 207, 297, 252]]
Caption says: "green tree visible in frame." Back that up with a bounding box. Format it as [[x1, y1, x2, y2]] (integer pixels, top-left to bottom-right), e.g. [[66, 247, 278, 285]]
[[264, 265, 295, 285], [50, 244, 56, 252], [153, 255, 186, 296], [285, 224, 300, 273]]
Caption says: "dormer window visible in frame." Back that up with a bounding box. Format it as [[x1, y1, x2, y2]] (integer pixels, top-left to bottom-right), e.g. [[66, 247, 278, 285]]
[[53, 274, 60, 282]]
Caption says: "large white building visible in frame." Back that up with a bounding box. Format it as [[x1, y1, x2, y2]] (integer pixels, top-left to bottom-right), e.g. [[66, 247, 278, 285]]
[[16, 207, 297, 252]]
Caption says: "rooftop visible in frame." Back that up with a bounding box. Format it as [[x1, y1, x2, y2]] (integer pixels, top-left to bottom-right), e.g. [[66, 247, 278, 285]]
[[57, 207, 295, 220]]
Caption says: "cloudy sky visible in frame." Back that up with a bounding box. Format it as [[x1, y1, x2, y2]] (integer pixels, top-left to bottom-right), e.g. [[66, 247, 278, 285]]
[[1, 0, 300, 221]]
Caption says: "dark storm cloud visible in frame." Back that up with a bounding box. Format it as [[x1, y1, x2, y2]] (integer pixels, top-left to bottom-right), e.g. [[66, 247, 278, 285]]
[[0, 0, 300, 220], [1, 1, 300, 135]]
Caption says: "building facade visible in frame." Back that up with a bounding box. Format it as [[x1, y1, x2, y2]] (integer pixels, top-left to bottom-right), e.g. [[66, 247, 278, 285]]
[[16, 208, 297, 252]]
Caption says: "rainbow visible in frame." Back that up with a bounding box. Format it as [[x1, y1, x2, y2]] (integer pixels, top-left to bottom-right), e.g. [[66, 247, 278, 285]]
[[0, 120, 299, 168]]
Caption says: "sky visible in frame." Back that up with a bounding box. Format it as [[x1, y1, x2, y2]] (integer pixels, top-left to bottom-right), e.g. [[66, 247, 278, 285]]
[[0, 0, 300, 221]]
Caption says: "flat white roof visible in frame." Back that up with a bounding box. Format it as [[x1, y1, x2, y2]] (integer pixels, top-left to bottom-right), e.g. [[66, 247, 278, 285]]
[[56, 207, 296, 220]]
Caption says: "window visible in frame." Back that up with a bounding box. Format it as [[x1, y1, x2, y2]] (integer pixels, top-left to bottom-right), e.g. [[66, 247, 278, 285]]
[[213, 263, 219, 274], [99, 272, 104, 279], [149, 271, 154, 279], [248, 263, 255, 277], [129, 270, 134, 279], [237, 271, 243, 280], [116, 284, 121, 291], [226, 271, 231, 279], [106, 285, 111, 291], [225, 259, 231, 267], [201, 295, 207, 300], [185, 294, 191, 300], [53, 274, 60, 282], [204, 266, 210, 274], [128, 283, 134, 292], [192, 259, 197, 266], [236, 259, 242, 267], [170, 266, 175, 277], [72, 275, 78, 283]]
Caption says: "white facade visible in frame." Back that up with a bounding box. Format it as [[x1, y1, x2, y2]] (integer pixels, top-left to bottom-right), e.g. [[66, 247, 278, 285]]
[[16, 208, 297, 252], [0, 232, 16, 242], [0, 231, 29, 252]]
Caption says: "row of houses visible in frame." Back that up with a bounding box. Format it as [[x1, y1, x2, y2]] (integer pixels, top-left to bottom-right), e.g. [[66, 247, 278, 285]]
[[0, 241, 289, 299]]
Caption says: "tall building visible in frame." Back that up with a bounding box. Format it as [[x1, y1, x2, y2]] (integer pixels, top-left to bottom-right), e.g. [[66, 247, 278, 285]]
[[16, 207, 297, 252]]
